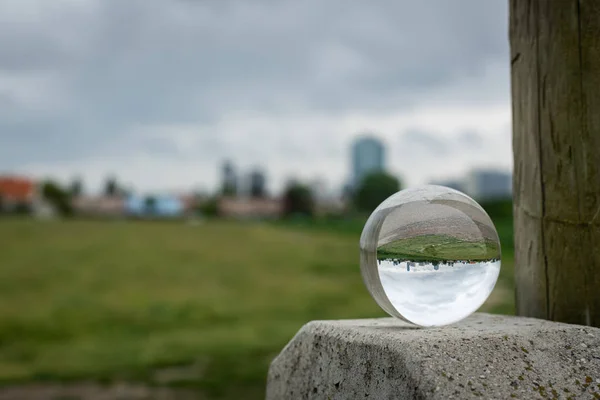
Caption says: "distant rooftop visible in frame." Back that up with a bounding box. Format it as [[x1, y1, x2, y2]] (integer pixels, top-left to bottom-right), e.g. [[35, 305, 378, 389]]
[[0, 176, 36, 202]]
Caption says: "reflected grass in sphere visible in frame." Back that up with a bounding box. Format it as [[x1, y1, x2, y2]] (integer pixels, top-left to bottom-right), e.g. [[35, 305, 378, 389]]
[[359, 185, 501, 327]]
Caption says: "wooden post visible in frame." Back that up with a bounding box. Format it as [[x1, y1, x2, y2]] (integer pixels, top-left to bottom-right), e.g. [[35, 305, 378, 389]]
[[511, 0, 600, 326]]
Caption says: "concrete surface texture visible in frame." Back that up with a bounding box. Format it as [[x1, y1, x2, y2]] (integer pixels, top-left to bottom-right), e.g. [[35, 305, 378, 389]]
[[266, 313, 600, 399]]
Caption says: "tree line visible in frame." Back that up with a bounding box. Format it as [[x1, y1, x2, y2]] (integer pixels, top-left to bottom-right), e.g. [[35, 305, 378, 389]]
[[0, 171, 402, 218], [281, 171, 401, 217]]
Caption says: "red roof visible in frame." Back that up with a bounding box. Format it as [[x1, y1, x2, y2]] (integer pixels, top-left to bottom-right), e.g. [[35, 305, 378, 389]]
[[0, 177, 35, 202]]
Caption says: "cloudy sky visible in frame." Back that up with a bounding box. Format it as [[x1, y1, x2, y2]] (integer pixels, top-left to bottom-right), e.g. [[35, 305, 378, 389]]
[[0, 0, 511, 195]]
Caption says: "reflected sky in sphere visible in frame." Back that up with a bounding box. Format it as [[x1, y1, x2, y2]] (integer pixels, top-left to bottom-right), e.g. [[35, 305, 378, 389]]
[[378, 260, 500, 326]]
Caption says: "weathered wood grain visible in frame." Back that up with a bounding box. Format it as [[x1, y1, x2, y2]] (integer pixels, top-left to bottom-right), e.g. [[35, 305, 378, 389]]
[[510, 0, 600, 326]]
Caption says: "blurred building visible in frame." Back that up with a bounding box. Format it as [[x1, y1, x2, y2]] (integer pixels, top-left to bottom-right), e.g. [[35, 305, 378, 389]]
[[0, 176, 37, 209], [429, 179, 466, 193], [351, 135, 385, 188], [180, 193, 203, 214], [72, 196, 125, 218], [0, 175, 54, 216], [218, 197, 282, 219], [72, 192, 196, 219], [249, 168, 267, 198], [310, 179, 347, 216], [221, 161, 238, 196], [125, 194, 185, 218], [314, 198, 348, 216], [464, 169, 512, 200]]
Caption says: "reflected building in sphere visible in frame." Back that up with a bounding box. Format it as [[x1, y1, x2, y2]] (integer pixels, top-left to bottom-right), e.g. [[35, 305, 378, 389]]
[[351, 135, 385, 188]]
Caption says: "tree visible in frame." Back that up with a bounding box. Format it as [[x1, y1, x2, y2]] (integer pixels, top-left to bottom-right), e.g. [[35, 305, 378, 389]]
[[104, 176, 118, 197], [354, 172, 400, 213], [41, 180, 72, 216], [144, 196, 157, 215], [70, 177, 83, 197], [222, 182, 237, 197], [200, 197, 219, 217], [250, 169, 266, 198], [221, 161, 238, 197], [14, 202, 31, 215], [283, 183, 314, 217]]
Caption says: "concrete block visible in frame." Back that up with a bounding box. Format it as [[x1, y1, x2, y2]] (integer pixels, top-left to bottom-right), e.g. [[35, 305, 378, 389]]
[[266, 313, 600, 399]]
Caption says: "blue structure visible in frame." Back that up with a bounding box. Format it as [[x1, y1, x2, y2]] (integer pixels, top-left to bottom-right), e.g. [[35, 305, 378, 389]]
[[465, 169, 513, 200], [125, 194, 184, 218], [351, 135, 385, 188]]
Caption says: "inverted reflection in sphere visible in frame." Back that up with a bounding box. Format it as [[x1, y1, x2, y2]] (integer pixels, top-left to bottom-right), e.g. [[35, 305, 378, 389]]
[[359, 185, 501, 327]]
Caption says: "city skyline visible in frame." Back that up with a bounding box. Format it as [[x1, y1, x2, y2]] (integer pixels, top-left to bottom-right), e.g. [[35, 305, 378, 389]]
[[0, 130, 513, 199], [0, 1, 512, 195]]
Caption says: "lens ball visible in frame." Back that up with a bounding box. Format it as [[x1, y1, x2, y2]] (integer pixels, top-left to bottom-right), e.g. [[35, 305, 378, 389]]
[[360, 185, 501, 327]]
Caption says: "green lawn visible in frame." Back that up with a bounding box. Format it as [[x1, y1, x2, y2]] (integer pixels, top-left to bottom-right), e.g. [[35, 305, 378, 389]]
[[0, 216, 515, 398]]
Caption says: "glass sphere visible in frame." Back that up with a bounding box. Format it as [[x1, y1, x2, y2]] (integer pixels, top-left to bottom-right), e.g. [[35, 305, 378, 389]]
[[359, 185, 501, 327]]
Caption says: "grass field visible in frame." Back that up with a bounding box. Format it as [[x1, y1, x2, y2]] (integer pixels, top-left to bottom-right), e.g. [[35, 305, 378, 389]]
[[0, 215, 515, 399], [377, 234, 501, 262]]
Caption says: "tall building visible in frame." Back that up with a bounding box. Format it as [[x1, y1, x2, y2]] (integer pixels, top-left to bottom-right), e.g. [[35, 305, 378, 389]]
[[351, 135, 385, 187], [249, 168, 266, 198], [464, 169, 512, 200], [221, 161, 238, 196]]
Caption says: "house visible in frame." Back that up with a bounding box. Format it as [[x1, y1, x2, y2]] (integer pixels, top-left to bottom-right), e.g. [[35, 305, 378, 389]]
[[217, 197, 283, 219], [0, 176, 37, 211], [32, 200, 57, 219], [72, 196, 125, 218], [125, 194, 185, 218], [179, 194, 203, 214], [0, 175, 58, 218], [314, 197, 348, 217]]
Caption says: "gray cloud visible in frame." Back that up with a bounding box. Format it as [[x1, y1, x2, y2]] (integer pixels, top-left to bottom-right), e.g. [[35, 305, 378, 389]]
[[399, 129, 491, 159], [400, 130, 449, 155], [0, 0, 509, 190], [458, 131, 485, 149]]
